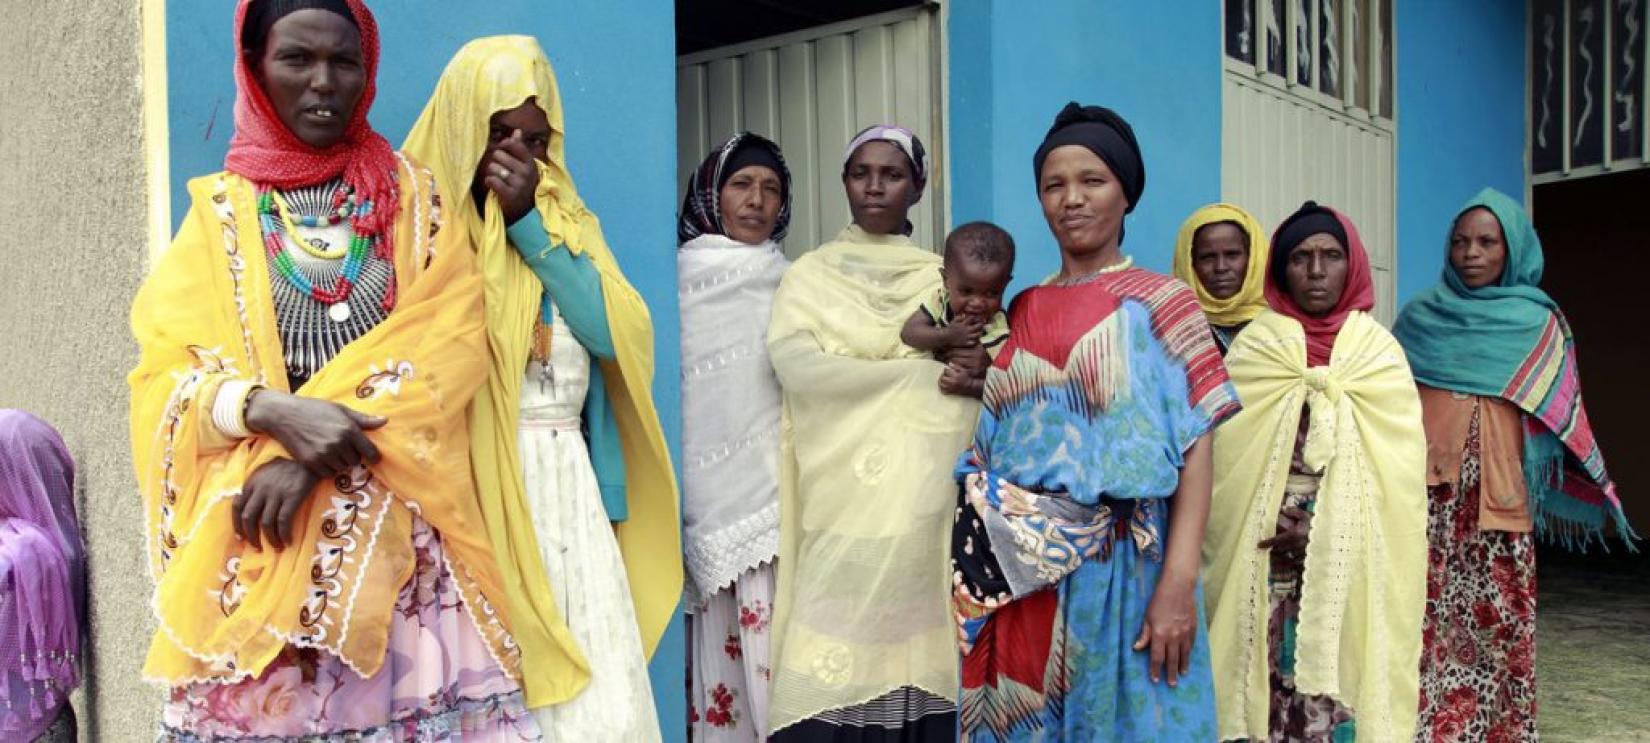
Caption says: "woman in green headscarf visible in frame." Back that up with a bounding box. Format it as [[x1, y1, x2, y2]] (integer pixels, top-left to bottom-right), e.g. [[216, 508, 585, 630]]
[[1393, 187, 1634, 742]]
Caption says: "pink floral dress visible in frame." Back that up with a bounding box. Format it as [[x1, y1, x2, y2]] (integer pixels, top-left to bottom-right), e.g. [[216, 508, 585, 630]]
[[160, 518, 541, 742]]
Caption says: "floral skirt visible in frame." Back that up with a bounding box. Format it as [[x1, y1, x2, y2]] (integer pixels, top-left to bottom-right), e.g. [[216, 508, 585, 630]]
[[688, 562, 775, 741], [1416, 412, 1537, 743], [159, 517, 541, 742]]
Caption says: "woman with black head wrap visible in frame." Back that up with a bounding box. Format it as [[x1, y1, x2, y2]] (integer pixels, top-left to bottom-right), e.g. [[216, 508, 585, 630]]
[[949, 102, 1238, 740], [678, 131, 792, 741]]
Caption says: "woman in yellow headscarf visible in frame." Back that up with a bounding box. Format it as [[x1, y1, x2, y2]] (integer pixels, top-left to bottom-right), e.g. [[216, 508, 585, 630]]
[[1172, 203, 1270, 355], [402, 36, 680, 741]]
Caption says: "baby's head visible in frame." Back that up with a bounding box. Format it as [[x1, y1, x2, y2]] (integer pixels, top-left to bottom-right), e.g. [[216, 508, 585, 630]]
[[942, 221, 1015, 321]]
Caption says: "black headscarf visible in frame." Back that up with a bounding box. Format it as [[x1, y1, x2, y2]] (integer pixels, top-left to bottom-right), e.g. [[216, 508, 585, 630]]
[[678, 131, 793, 244], [1269, 200, 1349, 287], [720, 141, 786, 192], [1032, 102, 1146, 212], [242, 0, 357, 55]]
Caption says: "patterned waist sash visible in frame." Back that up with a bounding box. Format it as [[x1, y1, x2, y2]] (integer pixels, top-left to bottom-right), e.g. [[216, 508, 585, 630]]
[[951, 471, 1162, 654]]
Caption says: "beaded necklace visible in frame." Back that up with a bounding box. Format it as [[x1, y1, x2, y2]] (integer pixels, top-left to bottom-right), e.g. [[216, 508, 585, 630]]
[[258, 180, 394, 388], [258, 185, 380, 322], [1049, 255, 1135, 287], [532, 293, 557, 393], [271, 186, 356, 259]]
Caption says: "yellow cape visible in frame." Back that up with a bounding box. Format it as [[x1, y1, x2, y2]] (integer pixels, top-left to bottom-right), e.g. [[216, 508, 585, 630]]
[[766, 225, 979, 733], [1171, 203, 1271, 327], [130, 158, 526, 687], [1202, 310, 1427, 741], [402, 35, 682, 706]]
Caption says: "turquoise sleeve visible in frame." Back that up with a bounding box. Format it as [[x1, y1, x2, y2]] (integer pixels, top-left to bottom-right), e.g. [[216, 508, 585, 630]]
[[506, 210, 616, 359]]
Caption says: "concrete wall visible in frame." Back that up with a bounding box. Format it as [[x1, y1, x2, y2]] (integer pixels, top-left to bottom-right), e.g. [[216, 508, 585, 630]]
[[1394, 0, 1529, 302], [0, 0, 153, 740], [161, 0, 687, 736], [947, 0, 1225, 291]]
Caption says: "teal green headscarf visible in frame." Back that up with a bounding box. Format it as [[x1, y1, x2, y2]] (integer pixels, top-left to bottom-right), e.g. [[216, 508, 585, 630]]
[[1394, 187, 1632, 549], [1393, 188, 1556, 393]]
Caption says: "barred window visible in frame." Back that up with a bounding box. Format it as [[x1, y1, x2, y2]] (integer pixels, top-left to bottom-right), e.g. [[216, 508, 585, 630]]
[[1225, 0, 1393, 121], [1531, 0, 1649, 182]]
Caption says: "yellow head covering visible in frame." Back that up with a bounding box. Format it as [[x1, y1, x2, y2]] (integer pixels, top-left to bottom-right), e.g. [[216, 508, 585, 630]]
[[402, 35, 682, 706], [1171, 202, 1270, 326]]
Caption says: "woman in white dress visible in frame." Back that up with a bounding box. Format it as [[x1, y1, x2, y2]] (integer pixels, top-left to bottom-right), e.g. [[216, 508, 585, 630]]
[[403, 36, 683, 740], [678, 132, 793, 741]]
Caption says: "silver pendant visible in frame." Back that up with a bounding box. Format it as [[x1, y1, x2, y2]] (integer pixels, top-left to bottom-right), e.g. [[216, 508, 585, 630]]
[[537, 360, 555, 395], [328, 302, 352, 323]]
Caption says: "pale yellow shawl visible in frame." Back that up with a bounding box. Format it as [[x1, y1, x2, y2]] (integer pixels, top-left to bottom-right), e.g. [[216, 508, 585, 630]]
[[1203, 310, 1427, 741], [130, 159, 525, 687], [402, 36, 682, 706], [766, 225, 978, 734]]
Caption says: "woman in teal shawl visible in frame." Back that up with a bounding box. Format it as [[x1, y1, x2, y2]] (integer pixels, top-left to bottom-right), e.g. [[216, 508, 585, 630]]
[[1393, 187, 1634, 742]]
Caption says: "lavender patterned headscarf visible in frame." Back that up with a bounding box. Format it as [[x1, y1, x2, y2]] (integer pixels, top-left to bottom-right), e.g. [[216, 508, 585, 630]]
[[842, 123, 929, 201], [0, 410, 83, 738]]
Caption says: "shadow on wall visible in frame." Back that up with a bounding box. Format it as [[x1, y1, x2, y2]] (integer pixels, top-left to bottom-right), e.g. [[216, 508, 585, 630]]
[[1533, 168, 1650, 535]]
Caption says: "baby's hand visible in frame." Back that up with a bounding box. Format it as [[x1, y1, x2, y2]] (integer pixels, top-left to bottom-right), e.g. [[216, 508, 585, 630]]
[[939, 314, 985, 350]]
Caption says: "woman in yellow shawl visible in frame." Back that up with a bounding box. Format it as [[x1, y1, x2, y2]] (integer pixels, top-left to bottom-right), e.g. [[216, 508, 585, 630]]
[[766, 125, 979, 741], [402, 36, 681, 740], [1202, 201, 1427, 742], [1172, 203, 1270, 355], [130, 2, 545, 739]]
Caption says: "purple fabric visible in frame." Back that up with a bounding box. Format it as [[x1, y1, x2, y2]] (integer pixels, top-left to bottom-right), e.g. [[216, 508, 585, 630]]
[[0, 410, 84, 740]]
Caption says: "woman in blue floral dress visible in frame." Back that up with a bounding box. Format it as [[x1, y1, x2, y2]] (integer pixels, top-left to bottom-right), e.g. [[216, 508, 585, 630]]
[[952, 102, 1240, 741]]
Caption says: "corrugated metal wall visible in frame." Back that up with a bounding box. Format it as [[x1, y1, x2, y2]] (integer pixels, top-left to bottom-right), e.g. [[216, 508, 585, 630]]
[[676, 8, 944, 257], [1222, 73, 1398, 321]]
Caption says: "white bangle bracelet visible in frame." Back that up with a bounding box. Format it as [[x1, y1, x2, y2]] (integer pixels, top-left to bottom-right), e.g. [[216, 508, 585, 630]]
[[212, 380, 256, 439]]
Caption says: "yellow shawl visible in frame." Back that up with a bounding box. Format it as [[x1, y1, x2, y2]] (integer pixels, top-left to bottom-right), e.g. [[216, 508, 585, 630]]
[[1203, 310, 1427, 741], [402, 35, 681, 706], [1171, 202, 1271, 326], [766, 225, 979, 734], [129, 158, 525, 687]]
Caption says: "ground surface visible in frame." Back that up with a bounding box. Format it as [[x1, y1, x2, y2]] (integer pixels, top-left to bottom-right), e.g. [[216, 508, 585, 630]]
[[1538, 546, 1650, 742]]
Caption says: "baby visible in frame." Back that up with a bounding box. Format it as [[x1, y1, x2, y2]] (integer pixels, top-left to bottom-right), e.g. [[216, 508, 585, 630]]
[[901, 221, 1015, 398]]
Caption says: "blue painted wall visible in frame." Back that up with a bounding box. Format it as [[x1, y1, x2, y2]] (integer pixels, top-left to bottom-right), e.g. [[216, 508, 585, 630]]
[[948, 1, 1225, 291], [163, 1, 686, 736], [1394, 0, 1528, 302]]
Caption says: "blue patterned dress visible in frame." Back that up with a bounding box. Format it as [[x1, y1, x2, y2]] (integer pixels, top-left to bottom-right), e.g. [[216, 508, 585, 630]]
[[952, 268, 1239, 742]]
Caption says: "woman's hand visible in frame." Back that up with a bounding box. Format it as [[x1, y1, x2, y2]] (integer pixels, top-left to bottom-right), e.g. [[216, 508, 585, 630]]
[[1257, 504, 1313, 558], [939, 363, 971, 395], [484, 130, 541, 225], [245, 389, 386, 477], [1134, 571, 1198, 686], [233, 457, 321, 550]]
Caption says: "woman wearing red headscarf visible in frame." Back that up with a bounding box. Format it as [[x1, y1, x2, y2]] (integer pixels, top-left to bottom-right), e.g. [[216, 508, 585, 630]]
[[129, 1, 549, 739], [1202, 202, 1427, 741]]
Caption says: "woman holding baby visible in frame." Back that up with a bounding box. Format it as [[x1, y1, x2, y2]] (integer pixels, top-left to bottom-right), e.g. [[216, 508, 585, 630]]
[[762, 124, 979, 741]]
